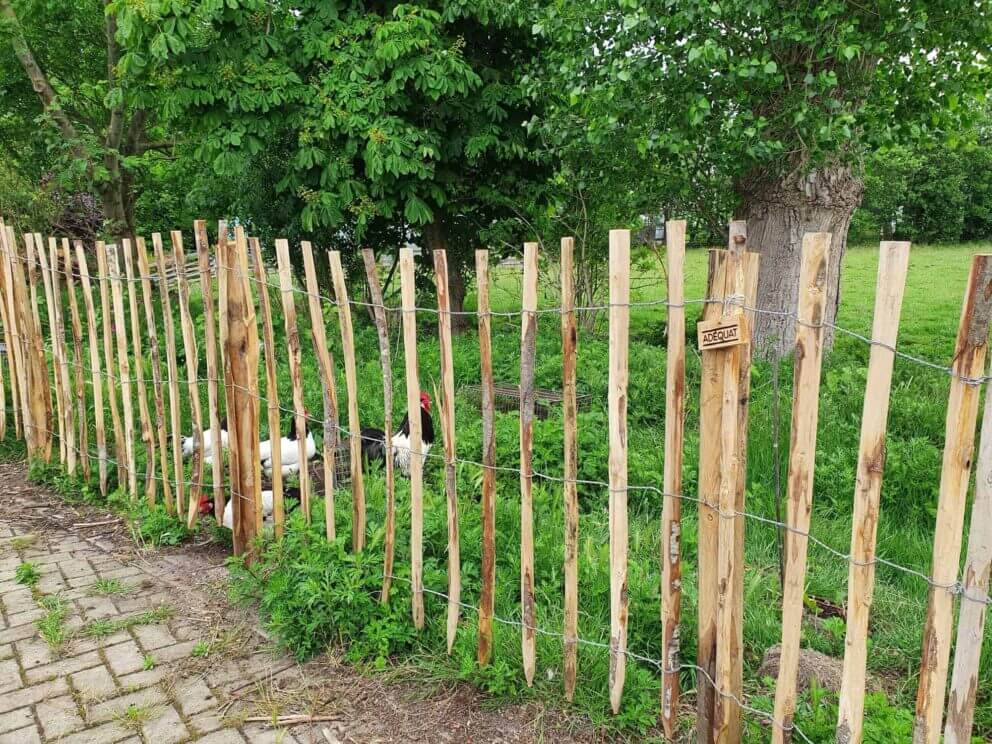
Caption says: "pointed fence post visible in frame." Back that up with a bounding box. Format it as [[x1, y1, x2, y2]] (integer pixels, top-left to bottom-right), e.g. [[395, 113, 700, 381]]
[[561, 237, 579, 699], [195, 220, 224, 521], [362, 249, 396, 600], [63, 239, 90, 481], [399, 247, 424, 628], [108, 245, 137, 497], [0, 225, 26, 442], [914, 254, 992, 744], [475, 249, 497, 666], [95, 242, 125, 487], [36, 236, 65, 464], [250, 237, 285, 538], [136, 237, 171, 511], [25, 233, 52, 460], [153, 233, 185, 514], [75, 241, 108, 496], [660, 220, 687, 735], [433, 249, 461, 654], [519, 241, 539, 687], [771, 232, 832, 742]]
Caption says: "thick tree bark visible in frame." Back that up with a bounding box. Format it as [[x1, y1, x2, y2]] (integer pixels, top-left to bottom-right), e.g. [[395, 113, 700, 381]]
[[423, 217, 469, 332], [737, 166, 863, 359]]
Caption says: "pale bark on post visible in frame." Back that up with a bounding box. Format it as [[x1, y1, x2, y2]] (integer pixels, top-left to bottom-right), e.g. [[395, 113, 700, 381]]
[[835, 241, 911, 744], [771, 232, 831, 743], [153, 233, 185, 515], [96, 242, 125, 487], [108, 245, 137, 497], [361, 249, 395, 601], [0, 225, 26, 443], [194, 220, 224, 521], [48, 237, 73, 467], [217, 227, 233, 519], [944, 373, 992, 744], [75, 241, 108, 496], [123, 239, 156, 505], [63, 239, 90, 481], [519, 241, 539, 687], [172, 232, 206, 528], [660, 220, 687, 735], [608, 230, 631, 715], [136, 237, 171, 511], [36, 236, 65, 464], [0, 224, 16, 441], [475, 249, 496, 666], [913, 254, 992, 744], [14, 234, 45, 458], [224, 227, 261, 560], [8, 231, 34, 456], [329, 251, 364, 549], [713, 222, 747, 744], [274, 239, 310, 522], [399, 248, 425, 629], [560, 237, 579, 699], [250, 237, 284, 538], [433, 249, 461, 654]]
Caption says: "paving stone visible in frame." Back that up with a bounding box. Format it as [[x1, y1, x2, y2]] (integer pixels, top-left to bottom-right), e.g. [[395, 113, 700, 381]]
[[54, 719, 132, 744], [0, 723, 41, 744], [131, 623, 176, 651], [0, 707, 34, 735], [242, 724, 301, 743], [114, 594, 173, 614], [59, 560, 95, 580], [87, 686, 167, 724], [35, 694, 86, 738], [187, 709, 227, 736], [140, 705, 188, 744], [0, 678, 69, 714], [173, 677, 217, 716], [24, 650, 101, 684], [0, 621, 39, 645], [195, 728, 246, 744], [3, 608, 43, 628], [0, 658, 21, 693], [118, 666, 168, 689], [152, 639, 200, 664], [0, 643, 12, 660], [78, 596, 118, 620], [70, 664, 118, 701], [104, 640, 146, 677], [2, 590, 36, 615], [15, 639, 56, 670]]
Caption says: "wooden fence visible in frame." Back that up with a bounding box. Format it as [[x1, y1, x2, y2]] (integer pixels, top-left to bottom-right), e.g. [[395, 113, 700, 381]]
[[1, 214, 991, 743]]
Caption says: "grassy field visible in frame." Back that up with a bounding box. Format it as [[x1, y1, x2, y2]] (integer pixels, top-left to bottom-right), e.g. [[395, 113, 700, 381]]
[[17, 240, 992, 741]]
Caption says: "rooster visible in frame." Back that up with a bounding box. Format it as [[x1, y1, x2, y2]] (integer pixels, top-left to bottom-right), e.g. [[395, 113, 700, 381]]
[[361, 391, 435, 477], [262, 413, 316, 477], [218, 486, 302, 529], [181, 418, 228, 461]]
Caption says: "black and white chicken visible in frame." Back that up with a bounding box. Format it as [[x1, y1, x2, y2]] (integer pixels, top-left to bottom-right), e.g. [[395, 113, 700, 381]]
[[181, 417, 228, 461], [360, 391, 435, 477]]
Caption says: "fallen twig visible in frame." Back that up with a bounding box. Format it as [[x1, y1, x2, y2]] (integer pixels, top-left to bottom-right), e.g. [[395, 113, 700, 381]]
[[244, 714, 342, 725], [73, 518, 122, 529]]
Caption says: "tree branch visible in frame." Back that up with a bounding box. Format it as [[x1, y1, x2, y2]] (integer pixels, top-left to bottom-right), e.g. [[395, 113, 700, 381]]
[[104, 0, 125, 151]]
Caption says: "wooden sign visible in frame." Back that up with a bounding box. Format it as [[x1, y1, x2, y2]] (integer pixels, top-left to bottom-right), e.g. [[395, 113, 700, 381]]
[[697, 316, 748, 350]]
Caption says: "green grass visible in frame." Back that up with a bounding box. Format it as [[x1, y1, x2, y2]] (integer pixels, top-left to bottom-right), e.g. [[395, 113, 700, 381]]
[[81, 605, 175, 639], [24, 240, 992, 739], [88, 578, 133, 597], [35, 593, 71, 652], [14, 561, 40, 587]]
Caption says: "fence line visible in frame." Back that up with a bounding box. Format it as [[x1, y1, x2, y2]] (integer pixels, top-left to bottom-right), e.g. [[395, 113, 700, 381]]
[[2, 217, 991, 744]]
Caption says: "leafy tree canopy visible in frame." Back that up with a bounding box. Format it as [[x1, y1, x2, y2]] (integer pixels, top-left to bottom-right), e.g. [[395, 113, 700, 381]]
[[115, 0, 549, 266]]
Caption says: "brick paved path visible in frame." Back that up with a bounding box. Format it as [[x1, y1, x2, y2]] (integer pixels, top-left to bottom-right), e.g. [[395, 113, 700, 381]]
[[0, 516, 315, 744]]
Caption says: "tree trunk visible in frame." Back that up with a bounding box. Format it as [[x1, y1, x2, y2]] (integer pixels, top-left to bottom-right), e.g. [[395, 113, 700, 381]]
[[737, 166, 863, 359], [423, 217, 469, 332]]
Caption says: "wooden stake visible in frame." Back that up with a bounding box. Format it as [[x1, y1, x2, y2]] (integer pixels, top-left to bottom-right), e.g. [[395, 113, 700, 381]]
[[44, 236, 71, 467], [0, 220, 17, 440], [607, 230, 631, 714], [274, 239, 310, 522], [399, 248, 424, 629], [361, 249, 395, 600], [63, 239, 90, 481], [25, 233, 52, 460], [123, 239, 156, 504], [250, 237, 284, 538], [217, 225, 233, 519], [136, 237, 172, 512], [433, 249, 461, 654], [913, 254, 992, 744], [95, 243, 125, 487], [153, 234, 185, 514], [771, 233, 832, 742], [303, 242, 340, 540], [225, 226, 261, 559], [660, 220, 687, 734], [944, 368, 992, 744], [36, 236, 65, 464], [520, 241, 539, 687], [330, 251, 366, 548], [2, 226, 27, 443], [108, 245, 137, 497], [195, 220, 224, 521], [75, 241, 108, 496], [561, 237, 579, 699], [476, 249, 497, 666], [172, 232, 206, 527]]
